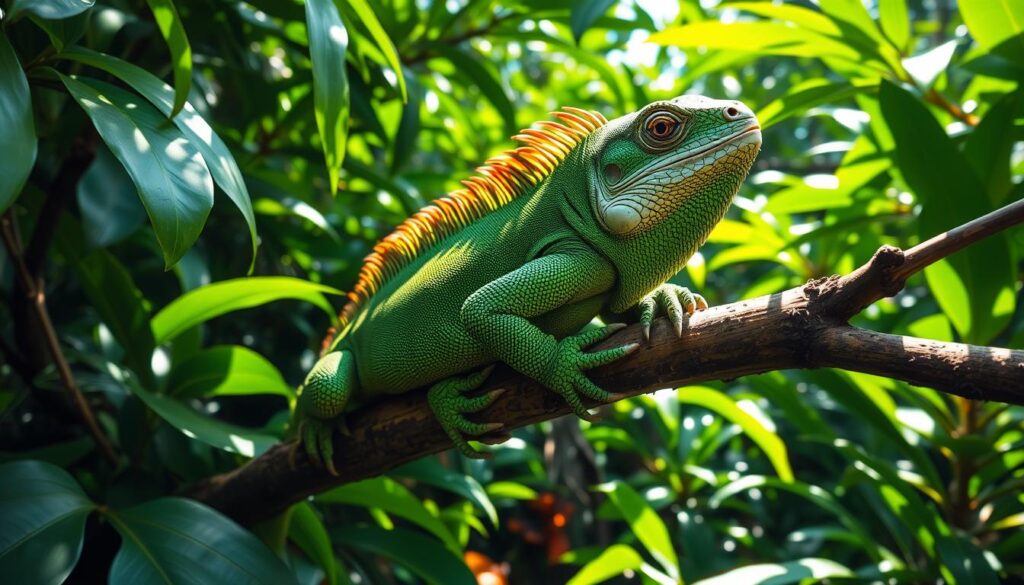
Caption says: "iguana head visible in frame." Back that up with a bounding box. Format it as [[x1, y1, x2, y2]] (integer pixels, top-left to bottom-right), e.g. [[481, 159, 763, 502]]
[[562, 95, 761, 311]]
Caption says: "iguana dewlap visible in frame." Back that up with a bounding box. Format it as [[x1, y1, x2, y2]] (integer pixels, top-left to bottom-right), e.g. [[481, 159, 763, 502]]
[[295, 95, 761, 473]]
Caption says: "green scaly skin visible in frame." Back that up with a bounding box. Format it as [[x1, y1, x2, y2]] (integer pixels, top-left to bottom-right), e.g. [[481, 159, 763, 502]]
[[294, 95, 762, 474]]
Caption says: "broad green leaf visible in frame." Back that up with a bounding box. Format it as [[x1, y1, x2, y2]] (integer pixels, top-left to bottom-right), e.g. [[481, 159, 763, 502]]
[[74, 250, 155, 382], [61, 74, 213, 268], [393, 458, 498, 526], [692, 558, 853, 585], [758, 78, 876, 129], [306, 0, 350, 194], [879, 80, 1015, 344], [318, 476, 461, 556], [8, 0, 93, 20], [710, 475, 878, 560], [143, 0, 191, 116], [595, 480, 679, 582], [935, 534, 1000, 585], [60, 48, 258, 269], [106, 497, 296, 584], [959, 0, 1024, 51], [485, 481, 539, 501], [818, 0, 885, 45], [151, 277, 342, 344], [923, 259, 971, 340], [332, 526, 474, 585], [166, 345, 294, 400], [569, 0, 615, 43], [649, 21, 861, 62], [567, 544, 643, 585], [0, 461, 94, 585], [677, 386, 793, 481], [964, 92, 1020, 204], [129, 381, 279, 457], [728, 2, 841, 37], [76, 144, 146, 247], [289, 503, 341, 585], [436, 46, 515, 136], [341, 0, 406, 101], [0, 31, 37, 213], [879, 0, 910, 51]]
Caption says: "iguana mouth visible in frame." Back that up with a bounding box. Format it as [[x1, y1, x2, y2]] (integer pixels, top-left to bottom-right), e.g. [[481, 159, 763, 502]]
[[609, 123, 761, 196]]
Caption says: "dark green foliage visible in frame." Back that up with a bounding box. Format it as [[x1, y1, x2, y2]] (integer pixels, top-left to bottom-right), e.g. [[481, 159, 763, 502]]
[[0, 0, 1022, 583]]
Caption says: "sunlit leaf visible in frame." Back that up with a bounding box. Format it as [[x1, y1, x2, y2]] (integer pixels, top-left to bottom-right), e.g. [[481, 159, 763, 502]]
[[567, 544, 643, 585], [959, 0, 1024, 51], [341, 0, 406, 101], [166, 345, 294, 401], [902, 40, 957, 88], [879, 0, 911, 51], [106, 498, 296, 584], [143, 0, 191, 116], [289, 503, 341, 585], [306, 0, 350, 194], [692, 558, 853, 585], [151, 277, 342, 344], [393, 458, 498, 526], [0, 31, 37, 213], [0, 461, 93, 585], [61, 74, 213, 268], [8, 0, 93, 20], [332, 526, 474, 585], [650, 21, 861, 62], [596, 480, 679, 582]]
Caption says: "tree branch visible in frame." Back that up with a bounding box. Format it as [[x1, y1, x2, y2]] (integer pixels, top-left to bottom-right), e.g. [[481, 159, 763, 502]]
[[190, 200, 1024, 524]]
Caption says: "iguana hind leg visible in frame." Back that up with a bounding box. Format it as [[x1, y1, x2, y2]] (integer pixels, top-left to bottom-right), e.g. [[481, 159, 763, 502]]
[[428, 366, 505, 458], [293, 350, 356, 475]]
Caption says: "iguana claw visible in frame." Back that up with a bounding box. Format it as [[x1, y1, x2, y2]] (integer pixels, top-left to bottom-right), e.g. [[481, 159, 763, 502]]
[[429, 366, 505, 458], [639, 284, 708, 341], [541, 323, 637, 421]]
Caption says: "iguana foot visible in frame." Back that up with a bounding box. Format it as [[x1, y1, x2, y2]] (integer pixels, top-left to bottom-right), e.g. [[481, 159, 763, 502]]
[[638, 284, 708, 341], [428, 366, 505, 459], [292, 350, 355, 476], [541, 323, 638, 421]]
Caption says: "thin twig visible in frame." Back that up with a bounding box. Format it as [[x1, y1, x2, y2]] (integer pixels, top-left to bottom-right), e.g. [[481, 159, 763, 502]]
[[1, 210, 119, 466]]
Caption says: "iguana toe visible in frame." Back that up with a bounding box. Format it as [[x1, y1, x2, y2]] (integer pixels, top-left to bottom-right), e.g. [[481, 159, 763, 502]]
[[428, 368, 503, 458]]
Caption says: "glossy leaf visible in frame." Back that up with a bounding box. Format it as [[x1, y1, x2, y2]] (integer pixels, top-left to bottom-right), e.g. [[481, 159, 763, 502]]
[[964, 91, 1020, 203], [76, 144, 146, 247], [151, 277, 342, 344], [569, 0, 615, 43], [342, 0, 407, 101], [879, 0, 910, 51], [319, 477, 461, 556], [0, 461, 93, 585], [128, 381, 279, 457], [436, 46, 516, 136], [333, 526, 474, 585], [959, 0, 1024, 51], [8, 0, 93, 20], [567, 544, 643, 585], [59, 48, 258, 269], [289, 503, 340, 585], [392, 458, 498, 526], [758, 78, 876, 129], [678, 386, 794, 482], [166, 345, 294, 400], [143, 0, 192, 116], [0, 31, 37, 213], [61, 74, 213, 268], [596, 480, 679, 582], [306, 0, 350, 194], [692, 558, 853, 585], [106, 497, 296, 584], [649, 21, 861, 62]]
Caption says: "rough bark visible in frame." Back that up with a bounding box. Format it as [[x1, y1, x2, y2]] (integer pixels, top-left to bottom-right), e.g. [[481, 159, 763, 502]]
[[190, 197, 1024, 525]]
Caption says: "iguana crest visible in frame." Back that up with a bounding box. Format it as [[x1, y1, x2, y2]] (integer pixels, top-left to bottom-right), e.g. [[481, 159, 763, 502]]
[[333, 107, 608, 335]]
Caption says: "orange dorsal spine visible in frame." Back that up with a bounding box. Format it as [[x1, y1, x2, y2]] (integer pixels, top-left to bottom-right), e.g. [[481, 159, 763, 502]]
[[326, 107, 608, 349]]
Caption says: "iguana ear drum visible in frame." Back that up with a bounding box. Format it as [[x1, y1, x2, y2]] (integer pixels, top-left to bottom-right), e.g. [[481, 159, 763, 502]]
[[603, 204, 642, 235]]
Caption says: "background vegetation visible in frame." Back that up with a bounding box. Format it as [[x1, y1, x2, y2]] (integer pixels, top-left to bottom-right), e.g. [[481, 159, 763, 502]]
[[1, 0, 1023, 583]]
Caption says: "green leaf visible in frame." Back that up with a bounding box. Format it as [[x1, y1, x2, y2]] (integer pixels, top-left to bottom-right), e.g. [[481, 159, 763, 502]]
[[392, 458, 498, 526], [902, 40, 957, 88], [692, 558, 853, 585], [923, 259, 972, 340], [0, 461, 94, 585], [29, 9, 90, 51], [306, 0, 350, 194], [569, 0, 615, 43], [106, 497, 296, 584], [143, 0, 192, 117], [76, 144, 146, 247], [8, 0, 93, 20], [879, 80, 1015, 344], [649, 21, 861, 62], [879, 0, 910, 51], [964, 91, 1020, 204], [677, 386, 793, 481], [567, 544, 643, 585], [151, 276, 342, 344], [959, 0, 1024, 52], [485, 481, 539, 501], [318, 476, 462, 557], [0, 30, 37, 213], [436, 46, 515, 137], [289, 503, 341, 585], [61, 74, 213, 268], [935, 534, 1000, 585], [595, 480, 679, 582], [166, 345, 294, 400], [128, 381, 279, 457], [59, 48, 258, 269], [333, 526, 474, 585], [758, 78, 876, 129], [341, 0, 406, 101], [74, 250, 156, 382]]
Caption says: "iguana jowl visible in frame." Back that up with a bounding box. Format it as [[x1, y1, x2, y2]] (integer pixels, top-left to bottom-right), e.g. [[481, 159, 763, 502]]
[[296, 95, 762, 473]]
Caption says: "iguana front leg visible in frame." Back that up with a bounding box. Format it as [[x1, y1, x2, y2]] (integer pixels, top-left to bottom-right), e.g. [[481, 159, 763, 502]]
[[634, 283, 708, 341], [440, 249, 637, 454]]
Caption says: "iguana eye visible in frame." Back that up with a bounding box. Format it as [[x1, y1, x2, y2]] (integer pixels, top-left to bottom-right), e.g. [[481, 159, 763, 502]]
[[639, 111, 685, 151]]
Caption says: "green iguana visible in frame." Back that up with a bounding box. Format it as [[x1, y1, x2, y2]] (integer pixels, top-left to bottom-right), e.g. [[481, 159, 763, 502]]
[[295, 95, 761, 474]]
